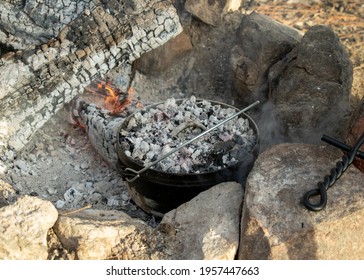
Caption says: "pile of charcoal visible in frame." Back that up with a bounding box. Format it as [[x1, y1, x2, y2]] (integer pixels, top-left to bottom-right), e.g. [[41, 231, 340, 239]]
[[118, 96, 257, 174]]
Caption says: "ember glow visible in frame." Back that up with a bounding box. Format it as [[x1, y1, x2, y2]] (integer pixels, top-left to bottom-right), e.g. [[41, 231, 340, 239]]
[[118, 97, 257, 174], [90, 81, 136, 114], [98, 82, 119, 111], [85, 81, 134, 115]]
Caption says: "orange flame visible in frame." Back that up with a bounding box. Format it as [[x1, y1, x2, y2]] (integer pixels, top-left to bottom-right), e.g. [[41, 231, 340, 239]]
[[97, 83, 118, 111], [95, 82, 135, 114]]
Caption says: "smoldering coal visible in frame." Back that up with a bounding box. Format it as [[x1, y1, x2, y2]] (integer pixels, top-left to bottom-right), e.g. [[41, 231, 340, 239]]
[[119, 96, 257, 174]]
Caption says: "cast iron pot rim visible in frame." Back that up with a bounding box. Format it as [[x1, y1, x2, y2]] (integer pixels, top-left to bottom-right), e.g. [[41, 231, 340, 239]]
[[116, 98, 260, 178]]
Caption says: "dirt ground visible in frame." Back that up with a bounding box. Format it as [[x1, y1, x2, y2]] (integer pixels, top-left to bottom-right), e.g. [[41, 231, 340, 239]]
[[251, 0, 364, 106]]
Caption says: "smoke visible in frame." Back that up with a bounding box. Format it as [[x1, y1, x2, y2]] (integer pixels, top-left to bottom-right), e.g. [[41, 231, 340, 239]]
[[249, 99, 343, 153], [253, 100, 289, 152]]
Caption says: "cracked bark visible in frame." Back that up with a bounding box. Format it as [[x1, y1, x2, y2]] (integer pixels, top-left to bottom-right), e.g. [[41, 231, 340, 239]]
[[0, 0, 182, 157]]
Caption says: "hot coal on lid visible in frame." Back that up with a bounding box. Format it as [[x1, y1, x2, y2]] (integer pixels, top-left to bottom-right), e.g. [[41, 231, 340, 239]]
[[118, 96, 257, 174]]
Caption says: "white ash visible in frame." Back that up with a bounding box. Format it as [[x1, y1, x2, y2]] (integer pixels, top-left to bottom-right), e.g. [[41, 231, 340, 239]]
[[3, 107, 155, 224], [119, 96, 257, 174]]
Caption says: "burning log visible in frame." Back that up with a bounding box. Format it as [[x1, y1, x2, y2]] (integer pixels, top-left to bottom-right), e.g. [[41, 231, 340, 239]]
[[68, 82, 145, 167], [70, 100, 123, 167], [0, 0, 182, 158]]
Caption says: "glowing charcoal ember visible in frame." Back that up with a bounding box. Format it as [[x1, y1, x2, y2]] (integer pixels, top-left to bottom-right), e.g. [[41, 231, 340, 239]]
[[119, 96, 257, 174]]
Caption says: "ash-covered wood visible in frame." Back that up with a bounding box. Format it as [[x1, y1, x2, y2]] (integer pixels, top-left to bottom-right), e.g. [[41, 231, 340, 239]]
[[71, 101, 123, 167], [0, 0, 182, 157], [68, 89, 147, 168]]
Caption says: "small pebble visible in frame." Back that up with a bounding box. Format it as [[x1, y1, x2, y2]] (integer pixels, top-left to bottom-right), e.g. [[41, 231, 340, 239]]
[[90, 193, 103, 204], [55, 200, 66, 209], [70, 182, 86, 192], [28, 154, 37, 163], [81, 161, 89, 169], [36, 143, 44, 150], [107, 196, 120, 206], [14, 160, 28, 172], [50, 150, 59, 157], [64, 187, 83, 204], [93, 181, 113, 193], [74, 164, 81, 171], [47, 186, 57, 195], [5, 150, 15, 161], [121, 191, 130, 201]]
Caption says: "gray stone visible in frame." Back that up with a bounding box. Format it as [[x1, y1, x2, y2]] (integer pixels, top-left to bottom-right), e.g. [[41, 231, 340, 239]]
[[90, 193, 103, 204], [73, 164, 81, 171], [160, 181, 244, 260], [0, 196, 58, 259], [14, 160, 28, 172], [55, 200, 66, 209], [80, 161, 90, 170], [5, 150, 15, 161], [238, 143, 364, 259], [46, 186, 57, 195], [135, 32, 193, 76], [63, 187, 84, 205], [231, 12, 302, 104], [93, 181, 114, 194], [269, 25, 352, 142], [53, 209, 148, 260]]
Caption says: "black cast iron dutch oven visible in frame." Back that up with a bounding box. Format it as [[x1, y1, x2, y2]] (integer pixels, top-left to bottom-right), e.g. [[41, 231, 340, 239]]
[[116, 99, 260, 217]]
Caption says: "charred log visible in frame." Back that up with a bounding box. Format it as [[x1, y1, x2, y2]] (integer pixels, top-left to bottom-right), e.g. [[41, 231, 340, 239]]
[[0, 0, 182, 157], [68, 91, 147, 168], [71, 101, 123, 167]]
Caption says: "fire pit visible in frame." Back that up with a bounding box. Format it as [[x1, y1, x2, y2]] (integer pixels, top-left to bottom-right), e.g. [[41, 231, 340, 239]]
[[116, 97, 260, 216]]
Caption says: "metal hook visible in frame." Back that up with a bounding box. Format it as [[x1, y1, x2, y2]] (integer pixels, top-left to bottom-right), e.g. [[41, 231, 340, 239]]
[[303, 132, 364, 211], [302, 181, 328, 211], [123, 100, 261, 183]]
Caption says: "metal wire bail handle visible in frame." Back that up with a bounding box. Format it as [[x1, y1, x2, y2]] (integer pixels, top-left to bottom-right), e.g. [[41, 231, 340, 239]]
[[303, 132, 364, 211], [124, 100, 261, 183]]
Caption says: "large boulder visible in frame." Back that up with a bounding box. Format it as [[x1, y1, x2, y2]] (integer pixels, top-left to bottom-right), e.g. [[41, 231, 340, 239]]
[[238, 143, 364, 259], [160, 181, 244, 260], [269, 25, 353, 142], [231, 12, 302, 104], [0, 196, 58, 259], [53, 209, 148, 260]]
